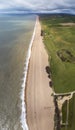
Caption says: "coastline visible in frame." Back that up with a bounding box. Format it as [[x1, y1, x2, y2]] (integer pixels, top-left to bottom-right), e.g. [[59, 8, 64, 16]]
[[25, 17, 54, 130], [20, 18, 37, 130]]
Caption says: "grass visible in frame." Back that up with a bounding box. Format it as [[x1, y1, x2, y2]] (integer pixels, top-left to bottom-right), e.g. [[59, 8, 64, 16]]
[[61, 94, 75, 130], [62, 100, 67, 123], [40, 14, 75, 130], [40, 15, 75, 93]]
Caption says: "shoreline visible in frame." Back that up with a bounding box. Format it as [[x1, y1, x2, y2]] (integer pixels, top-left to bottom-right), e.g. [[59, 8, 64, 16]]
[[20, 18, 37, 130], [25, 18, 54, 130]]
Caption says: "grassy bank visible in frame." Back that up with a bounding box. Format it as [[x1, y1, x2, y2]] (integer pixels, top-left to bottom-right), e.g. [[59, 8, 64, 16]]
[[40, 15, 75, 93], [40, 14, 75, 130], [61, 94, 75, 130]]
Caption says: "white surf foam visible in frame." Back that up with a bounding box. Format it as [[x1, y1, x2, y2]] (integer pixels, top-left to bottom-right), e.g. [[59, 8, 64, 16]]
[[20, 18, 37, 130]]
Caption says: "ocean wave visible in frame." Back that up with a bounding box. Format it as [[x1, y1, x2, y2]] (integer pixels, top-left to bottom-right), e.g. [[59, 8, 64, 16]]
[[20, 17, 37, 130]]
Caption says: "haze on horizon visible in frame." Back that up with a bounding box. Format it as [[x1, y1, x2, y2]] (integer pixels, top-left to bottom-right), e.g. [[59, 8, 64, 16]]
[[0, 0, 75, 14]]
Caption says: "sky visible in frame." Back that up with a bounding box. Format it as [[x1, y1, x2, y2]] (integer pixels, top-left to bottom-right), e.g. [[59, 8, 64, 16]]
[[0, 0, 75, 14]]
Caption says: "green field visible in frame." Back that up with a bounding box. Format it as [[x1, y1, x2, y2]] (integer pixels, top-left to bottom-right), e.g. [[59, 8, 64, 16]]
[[40, 15, 75, 93], [40, 14, 75, 130], [61, 94, 75, 130]]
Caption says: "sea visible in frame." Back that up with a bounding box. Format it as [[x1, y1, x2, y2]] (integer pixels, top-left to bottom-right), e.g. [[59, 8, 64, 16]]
[[0, 14, 36, 130]]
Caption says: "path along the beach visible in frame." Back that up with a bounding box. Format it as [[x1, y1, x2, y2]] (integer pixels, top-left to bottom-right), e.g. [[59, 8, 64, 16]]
[[26, 18, 54, 130]]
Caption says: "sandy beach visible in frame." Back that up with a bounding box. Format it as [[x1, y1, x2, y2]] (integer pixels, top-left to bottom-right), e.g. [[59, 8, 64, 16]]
[[26, 18, 54, 130]]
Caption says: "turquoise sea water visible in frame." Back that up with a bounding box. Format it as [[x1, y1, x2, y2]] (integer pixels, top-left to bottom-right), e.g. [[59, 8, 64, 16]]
[[0, 14, 36, 130]]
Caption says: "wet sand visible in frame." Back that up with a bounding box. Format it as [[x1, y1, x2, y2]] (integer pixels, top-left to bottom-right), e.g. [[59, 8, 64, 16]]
[[26, 18, 54, 130]]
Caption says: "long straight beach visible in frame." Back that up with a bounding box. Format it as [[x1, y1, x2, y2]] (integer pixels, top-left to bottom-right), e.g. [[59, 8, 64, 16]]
[[26, 18, 54, 130]]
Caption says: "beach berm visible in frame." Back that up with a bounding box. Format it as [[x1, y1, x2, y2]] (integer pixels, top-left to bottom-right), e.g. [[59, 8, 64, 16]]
[[26, 18, 54, 130]]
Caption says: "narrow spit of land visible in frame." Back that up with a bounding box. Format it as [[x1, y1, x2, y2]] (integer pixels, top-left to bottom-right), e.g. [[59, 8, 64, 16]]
[[25, 18, 54, 130]]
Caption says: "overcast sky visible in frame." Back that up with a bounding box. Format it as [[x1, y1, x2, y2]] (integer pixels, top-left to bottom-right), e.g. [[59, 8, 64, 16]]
[[0, 0, 75, 14]]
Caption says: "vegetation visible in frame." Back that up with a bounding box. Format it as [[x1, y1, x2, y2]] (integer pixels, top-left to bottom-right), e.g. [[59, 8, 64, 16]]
[[40, 15, 75, 93], [61, 94, 75, 130], [40, 14, 75, 130], [54, 96, 61, 130], [62, 100, 67, 123]]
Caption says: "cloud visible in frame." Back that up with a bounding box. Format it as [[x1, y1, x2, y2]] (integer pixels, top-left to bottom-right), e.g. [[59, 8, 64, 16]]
[[0, 0, 75, 14]]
